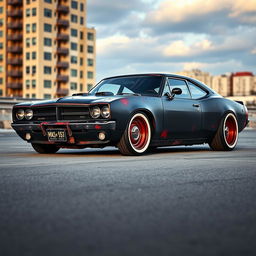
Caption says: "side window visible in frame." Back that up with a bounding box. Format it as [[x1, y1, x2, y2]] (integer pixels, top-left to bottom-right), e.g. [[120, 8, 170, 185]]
[[187, 81, 207, 99], [162, 80, 170, 96], [168, 78, 191, 99]]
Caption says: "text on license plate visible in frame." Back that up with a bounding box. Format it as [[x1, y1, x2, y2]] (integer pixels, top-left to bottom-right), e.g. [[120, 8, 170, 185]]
[[47, 129, 67, 142]]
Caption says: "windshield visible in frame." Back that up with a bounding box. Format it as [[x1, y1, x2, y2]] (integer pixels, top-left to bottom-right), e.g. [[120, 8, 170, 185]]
[[90, 76, 163, 96]]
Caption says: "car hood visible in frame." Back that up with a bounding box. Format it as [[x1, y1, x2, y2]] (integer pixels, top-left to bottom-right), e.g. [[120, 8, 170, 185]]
[[15, 95, 129, 107]]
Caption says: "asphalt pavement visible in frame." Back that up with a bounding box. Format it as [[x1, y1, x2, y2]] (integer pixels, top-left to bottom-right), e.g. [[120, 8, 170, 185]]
[[0, 129, 256, 256]]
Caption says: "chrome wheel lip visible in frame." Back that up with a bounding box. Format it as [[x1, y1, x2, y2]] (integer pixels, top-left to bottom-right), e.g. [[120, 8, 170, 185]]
[[128, 113, 151, 154], [223, 113, 238, 148]]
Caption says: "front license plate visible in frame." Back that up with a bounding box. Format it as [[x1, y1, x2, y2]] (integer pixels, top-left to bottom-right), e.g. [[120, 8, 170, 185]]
[[47, 129, 67, 142]]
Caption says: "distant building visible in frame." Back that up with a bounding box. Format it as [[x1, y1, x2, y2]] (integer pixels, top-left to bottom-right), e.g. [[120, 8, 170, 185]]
[[0, 0, 96, 99], [212, 75, 231, 97], [231, 72, 254, 96], [176, 69, 255, 97]]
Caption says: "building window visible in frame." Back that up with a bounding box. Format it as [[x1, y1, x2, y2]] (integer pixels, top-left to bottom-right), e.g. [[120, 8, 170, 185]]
[[0, 54, 3, 61], [44, 38, 52, 46], [26, 80, 30, 89], [80, 31, 83, 40], [32, 8, 36, 16], [87, 72, 93, 79], [0, 19, 3, 26], [80, 71, 83, 78], [32, 94, 36, 98], [87, 46, 94, 53], [44, 23, 52, 32], [32, 52, 36, 60], [0, 89, 3, 96], [0, 31, 3, 37], [26, 8, 30, 17], [71, 1, 78, 9], [80, 17, 84, 25], [0, 42, 2, 49], [26, 24, 30, 33], [88, 84, 93, 91], [80, 58, 83, 66], [26, 38, 30, 47], [44, 66, 52, 74], [71, 82, 77, 90], [80, 45, 83, 52], [26, 52, 30, 60], [71, 14, 77, 23], [44, 52, 52, 60], [32, 80, 36, 88], [26, 0, 30, 4], [87, 32, 94, 40], [71, 42, 77, 50], [44, 94, 51, 99], [0, 78, 3, 84], [71, 56, 77, 64], [32, 66, 36, 74], [44, 80, 52, 88], [32, 23, 36, 32], [71, 29, 78, 37], [44, 0, 52, 3], [26, 66, 30, 74], [44, 8, 52, 18], [26, 94, 29, 98], [71, 69, 77, 77], [80, 3, 84, 11], [32, 37, 36, 45], [88, 58, 94, 66]]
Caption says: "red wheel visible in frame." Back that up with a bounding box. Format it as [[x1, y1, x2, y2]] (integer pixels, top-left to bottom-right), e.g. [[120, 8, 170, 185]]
[[209, 113, 238, 151], [118, 113, 151, 155], [224, 114, 238, 148]]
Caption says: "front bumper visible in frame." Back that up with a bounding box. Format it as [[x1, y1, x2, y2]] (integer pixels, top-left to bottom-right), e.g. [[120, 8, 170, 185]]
[[12, 121, 116, 146]]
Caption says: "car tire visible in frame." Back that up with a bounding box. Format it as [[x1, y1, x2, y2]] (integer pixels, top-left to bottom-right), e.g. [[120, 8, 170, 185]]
[[31, 143, 60, 154], [118, 112, 151, 156], [209, 112, 238, 151]]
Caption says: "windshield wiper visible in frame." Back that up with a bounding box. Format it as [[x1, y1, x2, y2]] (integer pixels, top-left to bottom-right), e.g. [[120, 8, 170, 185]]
[[118, 93, 141, 96]]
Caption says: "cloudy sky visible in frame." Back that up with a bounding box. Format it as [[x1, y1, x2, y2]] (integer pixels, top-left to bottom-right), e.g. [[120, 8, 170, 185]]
[[87, 0, 256, 82]]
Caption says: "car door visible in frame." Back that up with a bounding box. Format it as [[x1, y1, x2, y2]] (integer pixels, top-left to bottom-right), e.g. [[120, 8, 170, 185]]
[[162, 77, 202, 139]]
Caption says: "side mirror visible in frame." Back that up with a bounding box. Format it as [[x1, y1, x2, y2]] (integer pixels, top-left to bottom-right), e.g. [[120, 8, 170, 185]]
[[165, 88, 182, 100], [172, 88, 182, 95]]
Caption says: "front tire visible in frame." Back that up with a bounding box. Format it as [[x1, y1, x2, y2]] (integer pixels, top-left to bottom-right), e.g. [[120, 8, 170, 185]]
[[118, 113, 151, 156], [31, 143, 60, 154], [209, 112, 238, 151]]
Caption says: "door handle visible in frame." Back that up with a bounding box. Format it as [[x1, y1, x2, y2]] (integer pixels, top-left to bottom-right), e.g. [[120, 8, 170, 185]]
[[193, 104, 200, 108]]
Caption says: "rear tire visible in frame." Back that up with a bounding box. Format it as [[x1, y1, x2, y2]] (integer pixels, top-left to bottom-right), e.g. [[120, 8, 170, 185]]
[[209, 112, 238, 151], [31, 143, 60, 154], [118, 113, 151, 156]]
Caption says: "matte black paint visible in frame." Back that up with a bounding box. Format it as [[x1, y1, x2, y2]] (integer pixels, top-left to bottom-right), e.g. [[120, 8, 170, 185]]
[[11, 73, 248, 149]]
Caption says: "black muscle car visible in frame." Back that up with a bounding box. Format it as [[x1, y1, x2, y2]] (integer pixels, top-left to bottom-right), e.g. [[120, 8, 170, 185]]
[[12, 73, 249, 155]]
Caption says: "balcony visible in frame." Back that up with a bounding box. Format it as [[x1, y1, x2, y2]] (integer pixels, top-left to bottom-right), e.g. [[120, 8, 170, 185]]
[[56, 19, 69, 28], [56, 5, 69, 14], [7, 10, 22, 17], [56, 47, 69, 55], [7, 0, 22, 5], [56, 34, 69, 41], [7, 46, 22, 53], [57, 88, 69, 96], [7, 58, 22, 65], [56, 62, 69, 69], [7, 34, 23, 41], [56, 75, 69, 83], [7, 82, 22, 89], [7, 22, 22, 30], [7, 70, 22, 78]]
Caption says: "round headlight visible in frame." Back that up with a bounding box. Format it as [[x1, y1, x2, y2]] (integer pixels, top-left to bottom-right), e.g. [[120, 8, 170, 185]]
[[101, 106, 110, 118], [90, 106, 101, 119], [16, 109, 25, 120], [25, 109, 33, 120]]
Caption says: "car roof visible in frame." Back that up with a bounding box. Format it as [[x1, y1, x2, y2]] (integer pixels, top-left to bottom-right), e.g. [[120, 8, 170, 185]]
[[102, 73, 216, 94]]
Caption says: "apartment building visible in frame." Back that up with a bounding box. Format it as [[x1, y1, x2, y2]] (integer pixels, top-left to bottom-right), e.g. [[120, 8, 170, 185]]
[[231, 72, 254, 96], [212, 75, 231, 97], [0, 0, 96, 98]]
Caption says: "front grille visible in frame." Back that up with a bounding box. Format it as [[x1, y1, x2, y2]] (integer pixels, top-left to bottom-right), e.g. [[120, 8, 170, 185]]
[[59, 106, 90, 121], [33, 107, 56, 121]]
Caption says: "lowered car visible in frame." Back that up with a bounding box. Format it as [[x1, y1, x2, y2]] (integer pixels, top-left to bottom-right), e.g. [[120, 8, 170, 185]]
[[12, 73, 249, 155]]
